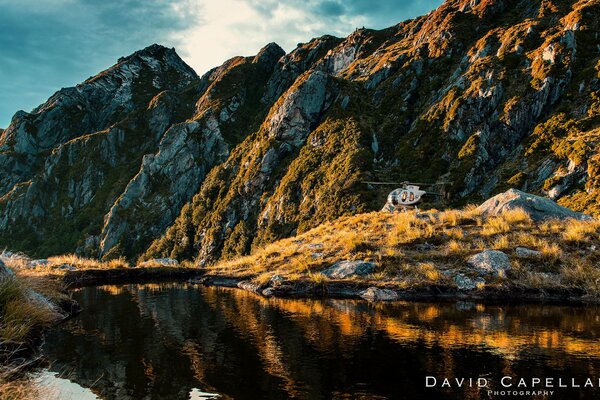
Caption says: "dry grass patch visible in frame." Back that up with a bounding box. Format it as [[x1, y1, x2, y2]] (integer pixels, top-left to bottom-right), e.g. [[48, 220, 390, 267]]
[[562, 219, 600, 243], [402, 263, 444, 282], [0, 274, 65, 344], [492, 235, 511, 250], [537, 241, 563, 265], [445, 240, 470, 256], [482, 217, 511, 236], [561, 260, 600, 295], [203, 206, 599, 297], [500, 208, 532, 225]]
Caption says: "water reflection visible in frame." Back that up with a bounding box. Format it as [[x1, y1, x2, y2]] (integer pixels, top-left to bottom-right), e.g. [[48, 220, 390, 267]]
[[41, 284, 600, 399]]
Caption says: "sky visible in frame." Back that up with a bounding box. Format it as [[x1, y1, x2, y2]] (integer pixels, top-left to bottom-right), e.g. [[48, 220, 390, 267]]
[[0, 0, 443, 128]]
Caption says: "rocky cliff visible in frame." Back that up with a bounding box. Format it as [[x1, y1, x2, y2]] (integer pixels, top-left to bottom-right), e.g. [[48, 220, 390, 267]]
[[0, 0, 598, 263]]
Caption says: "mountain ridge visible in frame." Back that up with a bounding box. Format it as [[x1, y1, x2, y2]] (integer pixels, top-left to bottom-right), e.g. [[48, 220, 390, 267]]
[[0, 0, 598, 264]]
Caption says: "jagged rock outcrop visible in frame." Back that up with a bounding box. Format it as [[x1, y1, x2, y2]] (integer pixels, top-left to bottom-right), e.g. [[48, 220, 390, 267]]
[[0, 45, 198, 197], [0, 0, 599, 263]]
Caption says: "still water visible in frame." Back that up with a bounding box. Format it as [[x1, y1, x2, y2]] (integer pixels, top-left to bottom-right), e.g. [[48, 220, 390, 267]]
[[39, 283, 600, 399]]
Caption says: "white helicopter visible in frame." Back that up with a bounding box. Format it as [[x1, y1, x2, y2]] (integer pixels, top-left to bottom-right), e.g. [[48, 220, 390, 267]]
[[363, 181, 443, 212]]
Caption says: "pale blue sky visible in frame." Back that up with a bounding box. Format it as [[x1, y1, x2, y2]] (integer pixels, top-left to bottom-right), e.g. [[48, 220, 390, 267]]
[[0, 0, 443, 127]]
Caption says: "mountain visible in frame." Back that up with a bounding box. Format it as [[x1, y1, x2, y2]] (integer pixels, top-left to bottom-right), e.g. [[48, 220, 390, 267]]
[[0, 0, 598, 263]]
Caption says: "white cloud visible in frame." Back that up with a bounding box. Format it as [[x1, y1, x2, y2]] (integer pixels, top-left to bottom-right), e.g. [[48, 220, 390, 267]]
[[175, 0, 382, 76]]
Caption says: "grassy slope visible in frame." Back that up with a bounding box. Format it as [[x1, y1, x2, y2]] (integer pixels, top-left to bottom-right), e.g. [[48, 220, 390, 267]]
[[207, 207, 600, 298]]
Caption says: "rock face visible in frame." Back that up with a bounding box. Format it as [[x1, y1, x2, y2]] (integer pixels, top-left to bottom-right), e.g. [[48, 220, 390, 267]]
[[1, 0, 599, 263], [322, 260, 377, 279], [467, 250, 511, 277], [477, 189, 592, 221], [359, 287, 398, 301]]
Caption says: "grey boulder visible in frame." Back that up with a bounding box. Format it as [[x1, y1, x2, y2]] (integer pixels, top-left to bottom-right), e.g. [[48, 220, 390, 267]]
[[359, 287, 398, 301], [322, 260, 377, 279], [0, 258, 15, 280], [477, 189, 591, 221], [454, 274, 485, 291], [515, 247, 542, 258], [467, 250, 511, 277]]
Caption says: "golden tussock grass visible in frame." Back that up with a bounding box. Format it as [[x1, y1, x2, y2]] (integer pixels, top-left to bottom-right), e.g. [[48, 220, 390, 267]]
[[481, 217, 511, 236], [560, 260, 600, 294], [445, 240, 470, 256], [562, 219, 600, 243], [492, 235, 511, 250], [0, 274, 64, 344], [202, 206, 600, 296]]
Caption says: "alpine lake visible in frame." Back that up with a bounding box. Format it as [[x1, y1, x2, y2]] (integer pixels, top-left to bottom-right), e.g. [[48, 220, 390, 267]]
[[34, 283, 600, 399]]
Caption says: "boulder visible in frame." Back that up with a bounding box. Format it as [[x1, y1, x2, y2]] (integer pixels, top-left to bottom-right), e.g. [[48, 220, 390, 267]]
[[26, 290, 67, 319], [31, 259, 51, 267], [140, 258, 179, 267], [53, 264, 78, 271], [359, 287, 398, 301], [515, 247, 542, 259], [269, 275, 285, 286], [237, 280, 262, 293], [477, 189, 591, 221], [322, 260, 377, 279], [454, 274, 485, 290], [467, 250, 511, 277], [0, 258, 15, 280]]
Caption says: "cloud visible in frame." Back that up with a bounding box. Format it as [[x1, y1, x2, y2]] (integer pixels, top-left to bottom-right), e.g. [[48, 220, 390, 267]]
[[179, 0, 442, 76], [0, 0, 442, 127]]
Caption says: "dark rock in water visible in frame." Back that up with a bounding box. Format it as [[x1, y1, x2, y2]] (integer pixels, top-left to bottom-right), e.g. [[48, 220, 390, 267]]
[[322, 260, 377, 279], [477, 189, 591, 221], [467, 250, 511, 277], [359, 287, 398, 301]]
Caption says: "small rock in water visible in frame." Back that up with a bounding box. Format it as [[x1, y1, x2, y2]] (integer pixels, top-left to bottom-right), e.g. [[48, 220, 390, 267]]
[[467, 250, 511, 277], [322, 260, 377, 279], [455, 301, 477, 310], [359, 287, 398, 301], [454, 273, 485, 291], [237, 280, 262, 293], [515, 247, 542, 259]]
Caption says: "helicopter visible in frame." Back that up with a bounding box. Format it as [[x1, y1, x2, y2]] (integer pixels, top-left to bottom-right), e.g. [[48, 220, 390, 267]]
[[363, 181, 444, 212]]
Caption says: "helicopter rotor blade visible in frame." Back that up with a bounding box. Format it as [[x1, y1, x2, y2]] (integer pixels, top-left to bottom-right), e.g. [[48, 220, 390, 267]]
[[362, 181, 405, 185]]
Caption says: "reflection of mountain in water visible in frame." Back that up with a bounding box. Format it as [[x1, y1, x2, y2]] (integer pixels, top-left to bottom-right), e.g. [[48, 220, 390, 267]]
[[42, 284, 600, 400]]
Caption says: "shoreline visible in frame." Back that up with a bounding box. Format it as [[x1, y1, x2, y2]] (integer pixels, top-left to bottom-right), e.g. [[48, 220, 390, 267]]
[[51, 268, 599, 305]]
